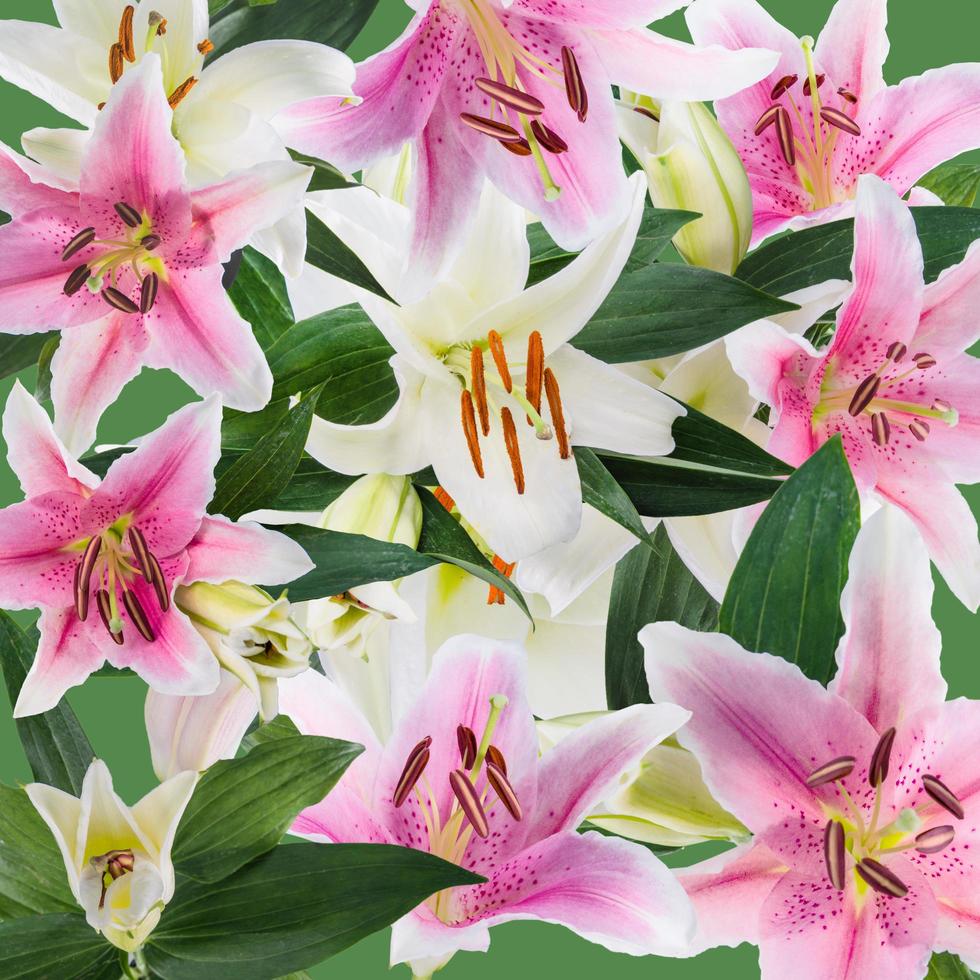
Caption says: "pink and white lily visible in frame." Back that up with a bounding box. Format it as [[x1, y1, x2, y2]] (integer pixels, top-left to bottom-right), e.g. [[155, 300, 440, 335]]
[[643, 505, 980, 979], [0, 54, 312, 453], [727, 175, 980, 608], [0, 384, 312, 717], [280, 634, 695, 976], [276, 0, 777, 286], [687, 0, 980, 243]]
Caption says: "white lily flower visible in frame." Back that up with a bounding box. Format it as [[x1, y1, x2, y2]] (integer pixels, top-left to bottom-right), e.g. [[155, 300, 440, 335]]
[[0, 0, 356, 275], [26, 760, 196, 952], [296, 172, 684, 563]]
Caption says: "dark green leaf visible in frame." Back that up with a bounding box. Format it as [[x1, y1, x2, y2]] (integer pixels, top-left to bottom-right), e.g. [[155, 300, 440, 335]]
[[173, 735, 362, 883], [146, 843, 482, 979], [262, 456, 357, 510], [0, 333, 56, 382], [606, 527, 719, 709], [305, 209, 393, 301], [0, 614, 94, 794], [0, 914, 117, 980], [926, 952, 979, 980], [33, 336, 60, 403], [0, 784, 77, 921], [289, 150, 351, 192], [221, 398, 292, 450], [719, 438, 860, 684], [575, 447, 649, 543], [240, 714, 300, 752], [918, 163, 980, 208], [226, 246, 294, 352], [572, 264, 798, 362], [209, 387, 322, 521]]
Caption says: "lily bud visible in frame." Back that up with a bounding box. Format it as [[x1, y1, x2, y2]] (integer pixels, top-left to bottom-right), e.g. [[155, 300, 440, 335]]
[[538, 714, 748, 846], [618, 92, 752, 275]]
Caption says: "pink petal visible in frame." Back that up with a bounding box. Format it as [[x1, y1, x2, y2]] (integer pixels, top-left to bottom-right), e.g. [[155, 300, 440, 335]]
[[677, 842, 787, 954], [916, 239, 980, 351], [182, 515, 313, 587], [0, 142, 78, 216], [510, 0, 686, 28], [812, 407, 879, 492], [188, 161, 312, 263], [447, 830, 695, 956], [2, 380, 99, 498], [814, 0, 889, 106], [92, 396, 220, 559], [523, 703, 689, 843], [49, 312, 152, 456], [829, 506, 946, 731], [142, 266, 272, 412], [642, 623, 879, 846]]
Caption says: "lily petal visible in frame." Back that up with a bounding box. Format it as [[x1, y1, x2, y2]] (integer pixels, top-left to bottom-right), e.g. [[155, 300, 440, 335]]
[[916, 239, 980, 351], [0, 142, 78, 214], [24, 779, 83, 893], [814, 0, 889, 106], [510, 0, 687, 28], [21, 127, 86, 185], [130, 769, 197, 900]]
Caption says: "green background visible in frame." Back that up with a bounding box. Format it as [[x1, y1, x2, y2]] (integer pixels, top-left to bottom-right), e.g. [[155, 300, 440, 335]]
[[0, 0, 977, 976]]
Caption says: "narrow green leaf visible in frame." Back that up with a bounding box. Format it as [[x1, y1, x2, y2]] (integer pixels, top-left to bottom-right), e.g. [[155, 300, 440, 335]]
[[918, 162, 980, 208], [0, 614, 95, 795], [33, 336, 60, 403], [926, 951, 979, 980], [288, 150, 351, 192], [240, 714, 300, 752], [221, 397, 291, 450], [172, 735, 363, 883], [304, 209, 393, 301], [572, 263, 798, 362], [0, 914, 116, 980], [146, 843, 482, 979], [226, 246, 294, 352], [719, 438, 860, 684], [575, 447, 649, 543], [209, 386, 322, 520], [606, 527, 719, 710], [0, 333, 56, 382]]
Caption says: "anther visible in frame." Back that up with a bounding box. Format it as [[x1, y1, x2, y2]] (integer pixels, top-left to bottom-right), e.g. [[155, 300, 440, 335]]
[[770, 74, 798, 100], [474, 78, 544, 115], [632, 106, 660, 122], [61, 227, 96, 262], [501, 407, 525, 494], [140, 273, 159, 314], [486, 761, 523, 821], [913, 353, 937, 370], [197, 39, 214, 55], [470, 348, 490, 436], [922, 774, 964, 819], [457, 725, 478, 770], [461, 390, 485, 479], [856, 858, 908, 898], [915, 825, 955, 854], [109, 42, 125, 84], [434, 486, 455, 511], [64, 264, 92, 297], [848, 373, 880, 416], [106, 849, 135, 877], [530, 120, 568, 155], [868, 726, 896, 787], [487, 330, 512, 392], [487, 556, 515, 605], [114, 202, 143, 228], [871, 412, 890, 447], [823, 819, 846, 890], [886, 341, 907, 362], [820, 107, 861, 137], [754, 105, 781, 136], [543, 368, 570, 458], [838, 87, 858, 104], [802, 73, 825, 96], [393, 737, 432, 808], [459, 113, 523, 144], [96, 590, 124, 645], [168, 77, 198, 109], [805, 755, 856, 787], [140, 233, 162, 251], [909, 419, 930, 442], [486, 744, 507, 775], [775, 106, 795, 166], [118, 5, 136, 62], [146, 552, 170, 612], [501, 138, 533, 157], [102, 287, 140, 315], [560, 45, 588, 122], [75, 535, 102, 621], [122, 589, 155, 642], [449, 769, 490, 838], [525, 331, 544, 422], [932, 399, 952, 414], [128, 527, 153, 581]]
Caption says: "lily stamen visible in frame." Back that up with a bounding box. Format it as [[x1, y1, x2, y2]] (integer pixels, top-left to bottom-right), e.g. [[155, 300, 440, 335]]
[[560, 45, 588, 122], [168, 76, 198, 109], [470, 347, 490, 435], [487, 329, 512, 392], [457, 725, 478, 769], [922, 774, 964, 819], [543, 367, 571, 459], [118, 5, 136, 63], [525, 330, 544, 423], [475, 77, 544, 115], [450, 769, 490, 838], [393, 736, 432, 807], [96, 589, 124, 645], [487, 555, 516, 605], [501, 406, 525, 494], [460, 389, 485, 479]]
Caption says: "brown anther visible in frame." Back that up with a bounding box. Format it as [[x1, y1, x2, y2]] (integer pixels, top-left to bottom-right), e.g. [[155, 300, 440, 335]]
[[868, 726, 897, 787], [434, 486, 455, 511], [75, 535, 103, 622], [61, 227, 96, 262], [501, 408, 525, 495], [871, 412, 890, 447], [140, 233, 162, 251], [886, 341, 907, 362], [856, 857, 909, 898], [632, 105, 660, 122], [932, 399, 952, 414], [197, 38, 215, 56], [168, 76, 198, 109], [848, 373, 880, 417], [823, 819, 846, 890], [95, 590, 124, 645], [501, 138, 533, 157], [775, 106, 795, 166], [543, 368, 570, 459], [915, 825, 955, 854], [119, 6, 136, 62], [487, 330, 512, 392], [97, 102, 106, 111], [127, 527, 153, 581], [913, 352, 937, 370], [460, 389, 485, 479], [486, 761, 523, 821], [922, 774, 965, 819], [802, 73, 825, 96], [140, 272, 159, 314], [102, 287, 140, 315], [487, 555, 516, 605], [109, 42, 125, 84], [474, 77, 544, 115], [560, 45, 588, 122], [805, 755, 856, 788], [122, 588, 155, 642], [459, 112, 523, 143], [770, 74, 798, 100], [530, 120, 568, 155], [457, 725, 478, 769], [114, 201, 143, 228], [64, 264, 92, 297], [525, 330, 544, 423], [146, 552, 170, 612], [486, 744, 507, 776], [106, 849, 135, 877], [838, 87, 858, 104], [820, 107, 861, 137], [449, 769, 490, 839], [754, 105, 781, 136], [909, 419, 930, 442], [393, 737, 432, 807], [470, 347, 490, 436]]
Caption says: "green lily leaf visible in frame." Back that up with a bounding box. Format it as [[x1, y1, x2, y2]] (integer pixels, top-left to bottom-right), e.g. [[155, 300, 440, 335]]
[[304, 209, 393, 301], [225, 246, 294, 352], [576, 447, 650, 544], [926, 951, 980, 979], [240, 714, 301, 752], [0, 333, 56, 383], [288, 150, 351, 193], [917, 162, 980, 208], [0, 914, 117, 979]]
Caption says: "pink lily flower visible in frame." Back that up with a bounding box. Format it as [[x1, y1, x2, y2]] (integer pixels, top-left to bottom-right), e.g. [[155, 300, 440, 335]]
[[0, 385, 313, 717], [687, 0, 980, 243], [279, 635, 694, 976], [726, 175, 980, 609], [643, 506, 980, 979], [0, 54, 312, 453], [276, 0, 778, 287]]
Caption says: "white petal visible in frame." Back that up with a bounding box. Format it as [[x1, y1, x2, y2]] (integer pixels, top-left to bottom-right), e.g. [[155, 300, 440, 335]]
[[131, 770, 198, 900], [663, 511, 741, 604], [21, 126, 87, 183], [768, 279, 851, 336], [132, 0, 207, 97], [250, 206, 309, 279], [24, 782, 83, 895], [53, 0, 129, 43]]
